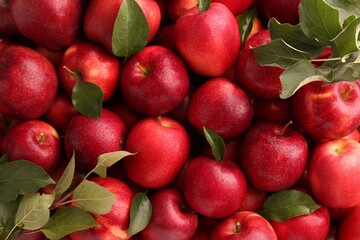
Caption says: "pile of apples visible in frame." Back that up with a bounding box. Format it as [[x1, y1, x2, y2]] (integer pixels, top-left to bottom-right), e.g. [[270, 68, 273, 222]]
[[1, 0, 360, 239]]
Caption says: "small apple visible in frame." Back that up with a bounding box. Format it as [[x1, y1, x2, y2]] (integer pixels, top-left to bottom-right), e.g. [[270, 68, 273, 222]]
[[210, 211, 277, 240], [338, 205, 360, 240], [120, 45, 190, 115], [140, 188, 198, 240], [2, 120, 61, 173]]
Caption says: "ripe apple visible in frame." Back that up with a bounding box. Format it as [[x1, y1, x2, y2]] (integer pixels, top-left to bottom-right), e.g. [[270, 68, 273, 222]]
[[237, 183, 268, 212], [308, 139, 360, 208], [187, 78, 253, 140], [70, 176, 133, 240], [9, 0, 83, 51], [252, 97, 292, 124], [234, 29, 283, 100], [64, 109, 126, 172], [338, 205, 360, 240], [123, 116, 190, 188], [35, 46, 64, 69], [189, 215, 218, 240], [175, 3, 240, 77], [256, 0, 301, 25], [0, 45, 58, 120], [166, 0, 197, 21], [2, 120, 61, 173], [238, 122, 308, 192], [0, 2, 20, 36], [59, 41, 121, 102], [120, 45, 189, 115], [210, 211, 277, 240], [182, 155, 247, 219], [150, 23, 177, 53], [212, 0, 255, 15], [83, 0, 161, 53], [291, 80, 360, 140], [140, 188, 198, 239]]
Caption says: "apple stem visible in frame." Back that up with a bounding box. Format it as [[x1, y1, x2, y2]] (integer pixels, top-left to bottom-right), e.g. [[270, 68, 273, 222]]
[[235, 221, 241, 233], [341, 85, 354, 99], [135, 62, 150, 76], [280, 120, 293, 135], [63, 65, 81, 81]]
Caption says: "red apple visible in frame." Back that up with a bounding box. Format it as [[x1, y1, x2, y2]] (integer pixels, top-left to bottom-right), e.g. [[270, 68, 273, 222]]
[[64, 109, 126, 172], [123, 116, 190, 188], [257, 0, 301, 25], [252, 97, 292, 124], [9, 0, 83, 51], [166, 0, 198, 21], [70, 176, 133, 240], [140, 188, 198, 239], [237, 183, 268, 212], [308, 139, 360, 208], [234, 29, 283, 100], [291, 80, 360, 140], [120, 45, 189, 115], [338, 205, 360, 240], [175, 3, 240, 77], [84, 0, 161, 53], [212, 0, 255, 15], [0, 1, 20, 36], [182, 155, 247, 219], [238, 122, 308, 192], [187, 78, 253, 140], [189, 215, 218, 240], [0, 45, 58, 120], [150, 23, 177, 53], [2, 120, 61, 173], [59, 41, 120, 102], [210, 211, 277, 240], [35, 46, 64, 69]]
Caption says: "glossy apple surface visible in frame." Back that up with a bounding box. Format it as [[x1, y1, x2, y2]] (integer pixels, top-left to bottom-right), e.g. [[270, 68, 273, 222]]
[[338, 205, 360, 240]]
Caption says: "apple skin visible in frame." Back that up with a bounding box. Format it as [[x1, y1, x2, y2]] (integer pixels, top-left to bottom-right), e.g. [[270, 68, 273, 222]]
[[308, 139, 360, 208], [270, 204, 330, 240], [59, 41, 120, 102], [210, 211, 277, 240], [9, 0, 83, 51], [83, 0, 161, 53], [338, 205, 360, 240], [212, 0, 255, 15], [236, 183, 268, 212], [150, 23, 177, 53], [252, 97, 292, 124], [238, 122, 309, 192], [0, 2, 21, 36], [2, 120, 61, 173], [175, 3, 240, 77], [234, 29, 283, 100], [257, 0, 301, 25], [64, 109, 126, 172], [123, 116, 190, 188], [187, 78, 253, 140], [166, 0, 198, 21], [120, 45, 190, 115], [0, 45, 58, 120], [70, 176, 134, 240], [140, 188, 198, 240], [291, 80, 360, 140], [182, 156, 247, 219]]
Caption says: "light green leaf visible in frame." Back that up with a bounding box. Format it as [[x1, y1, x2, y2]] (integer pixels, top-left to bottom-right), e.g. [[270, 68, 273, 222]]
[[198, 0, 210, 12], [93, 151, 135, 178], [72, 81, 103, 120], [253, 38, 312, 68], [238, 8, 257, 49], [0, 160, 55, 201], [112, 0, 149, 57], [325, 0, 360, 23], [73, 180, 116, 215], [330, 18, 360, 57], [299, 0, 342, 45], [203, 127, 226, 163], [52, 152, 75, 199], [128, 192, 152, 236], [258, 190, 321, 222], [42, 206, 99, 240], [14, 193, 54, 230]]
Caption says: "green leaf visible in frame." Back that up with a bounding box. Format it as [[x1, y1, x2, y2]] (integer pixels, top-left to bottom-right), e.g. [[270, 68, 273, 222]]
[[93, 151, 135, 178], [14, 193, 54, 230], [0, 160, 55, 201], [0, 154, 9, 164], [299, 0, 342, 45], [52, 152, 75, 199], [72, 81, 103, 120], [42, 206, 99, 240], [330, 18, 360, 57], [279, 60, 329, 99], [238, 8, 257, 50], [268, 19, 323, 57], [197, 0, 210, 12], [112, 0, 149, 57], [330, 61, 360, 82], [73, 180, 116, 215], [0, 198, 20, 240], [203, 127, 226, 163], [258, 190, 322, 222], [128, 192, 152, 236], [325, 0, 360, 23]]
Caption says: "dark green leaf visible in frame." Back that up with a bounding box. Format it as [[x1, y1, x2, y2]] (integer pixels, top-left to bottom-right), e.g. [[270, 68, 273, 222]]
[[93, 151, 135, 178], [128, 192, 152, 236], [112, 0, 149, 57], [198, 0, 210, 12], [330, 61, 360, 82], [253, 38, 312, 68], [0, 160, 55, 201], [258, 189, 322, 222], [0, 198, 20, 240], [72, 81, 103, 119], [343, 15, 357, 28], [325, 0, 360, 23], [299, 0, 342, 45], [0, 154, 9, 164], [203, 127, 226, 163], [52, 152, 75, 199], [238, 8, 257, 49], [330, 18, 360, 57], [42, 206, 99, 240]]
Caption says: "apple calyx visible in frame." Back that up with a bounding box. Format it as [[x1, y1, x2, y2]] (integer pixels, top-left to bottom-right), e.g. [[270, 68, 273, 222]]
[[135, 62, 150, 77], [63, 65, 81, 82], [36, 132, 46, 144]]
